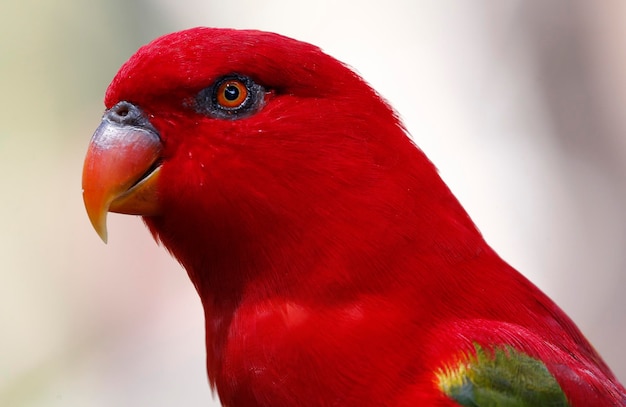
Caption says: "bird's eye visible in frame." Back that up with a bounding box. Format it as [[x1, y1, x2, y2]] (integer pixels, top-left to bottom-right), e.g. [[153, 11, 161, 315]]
[[195, 74, 265, 119], [216, 79, 248, 109]]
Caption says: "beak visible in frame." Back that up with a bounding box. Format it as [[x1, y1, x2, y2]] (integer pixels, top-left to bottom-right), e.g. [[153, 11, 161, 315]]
[[82, 101, 162, 243]]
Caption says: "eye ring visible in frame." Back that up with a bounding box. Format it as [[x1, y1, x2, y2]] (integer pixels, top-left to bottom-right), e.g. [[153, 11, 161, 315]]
[[215, 79, 249, 109], [195, 74, 265, 119]]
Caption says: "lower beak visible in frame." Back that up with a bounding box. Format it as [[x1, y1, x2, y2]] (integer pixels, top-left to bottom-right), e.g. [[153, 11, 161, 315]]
[[82, 101, 162, 242]]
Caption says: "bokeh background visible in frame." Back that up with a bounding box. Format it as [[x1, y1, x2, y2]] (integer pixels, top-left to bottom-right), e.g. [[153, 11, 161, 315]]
[[1, 1, 625, 406]]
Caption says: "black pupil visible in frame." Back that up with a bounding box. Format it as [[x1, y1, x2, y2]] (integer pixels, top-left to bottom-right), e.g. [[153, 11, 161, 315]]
[[224, 84, 240, 101]]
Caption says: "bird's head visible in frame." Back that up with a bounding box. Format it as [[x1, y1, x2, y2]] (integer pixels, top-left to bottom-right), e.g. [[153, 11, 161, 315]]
[[83, 27, 471, 295]]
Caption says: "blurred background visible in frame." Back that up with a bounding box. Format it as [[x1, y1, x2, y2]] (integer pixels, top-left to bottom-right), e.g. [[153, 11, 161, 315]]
[[1, 1, 625, 405]]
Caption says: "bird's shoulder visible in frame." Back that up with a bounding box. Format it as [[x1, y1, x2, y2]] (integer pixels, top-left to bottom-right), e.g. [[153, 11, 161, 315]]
[[436, 343, 570, 407], [428, 319, 626, 407]]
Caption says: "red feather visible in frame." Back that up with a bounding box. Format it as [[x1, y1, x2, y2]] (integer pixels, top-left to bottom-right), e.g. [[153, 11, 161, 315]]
[[97, 28, 625, 406]]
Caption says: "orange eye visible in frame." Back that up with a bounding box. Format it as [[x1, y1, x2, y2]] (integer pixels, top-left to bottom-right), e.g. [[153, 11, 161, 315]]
[[215, 79, 249, 109], [197, 75, 264, 119]]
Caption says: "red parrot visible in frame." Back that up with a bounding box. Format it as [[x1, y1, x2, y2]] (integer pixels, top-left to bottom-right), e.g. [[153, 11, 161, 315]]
[[82, 27, 626, 406]]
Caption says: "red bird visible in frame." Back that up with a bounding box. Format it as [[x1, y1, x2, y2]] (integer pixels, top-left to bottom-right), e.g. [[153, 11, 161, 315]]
[[82, 28, 626, 406]]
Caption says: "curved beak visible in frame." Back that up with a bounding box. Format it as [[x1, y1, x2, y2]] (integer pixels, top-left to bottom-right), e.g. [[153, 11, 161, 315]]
[[82, 101, 162, 243]]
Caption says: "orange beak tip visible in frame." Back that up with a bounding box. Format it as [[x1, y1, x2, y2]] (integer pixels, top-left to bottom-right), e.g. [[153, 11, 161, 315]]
[[93, 215, 109, 244], [82, 188, 110, 243]]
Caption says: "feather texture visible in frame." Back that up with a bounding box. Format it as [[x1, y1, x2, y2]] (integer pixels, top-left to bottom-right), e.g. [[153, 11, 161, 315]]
[[84, 28, 626, 406]]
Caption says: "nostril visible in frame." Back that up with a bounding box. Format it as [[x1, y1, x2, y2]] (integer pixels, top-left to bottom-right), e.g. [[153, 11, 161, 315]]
[[105, 101, 146, 126], [116, 105, 130, 117], [109, 101, 136, 121], [102, 101, 159, 136]]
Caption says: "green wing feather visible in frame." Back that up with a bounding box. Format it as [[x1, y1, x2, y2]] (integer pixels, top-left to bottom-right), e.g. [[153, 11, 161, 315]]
[[436, 344, 571, 407]]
